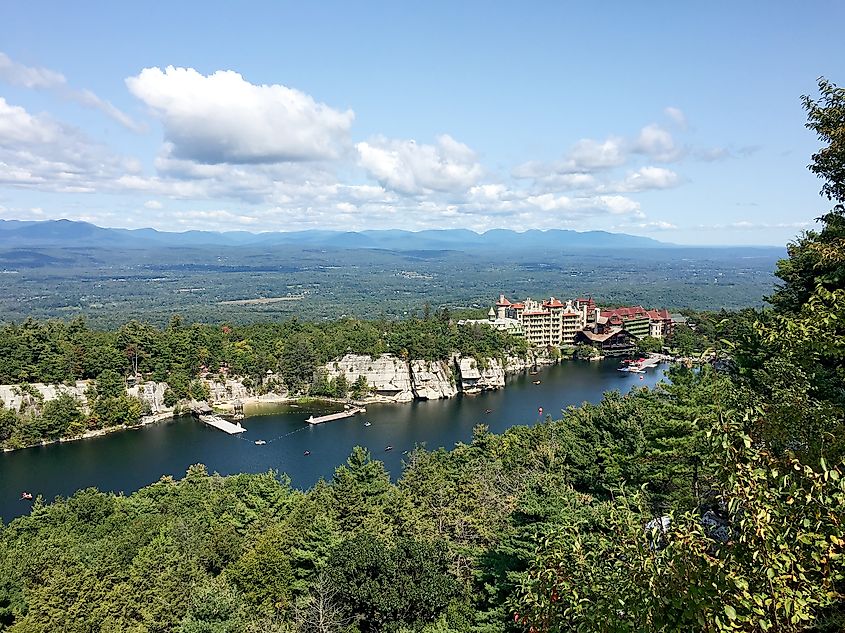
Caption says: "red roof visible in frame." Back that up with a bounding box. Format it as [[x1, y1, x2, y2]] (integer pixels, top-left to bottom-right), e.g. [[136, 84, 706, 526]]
[[543, 298, 564, 308], [601, 305, 670, 322], [511, 303, 525, 309]]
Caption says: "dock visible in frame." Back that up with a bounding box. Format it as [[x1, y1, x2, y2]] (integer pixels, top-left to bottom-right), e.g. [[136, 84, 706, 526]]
[[198, 414, 247, 435], [638, 357, 661, 369], [306, 406, 366, 426]]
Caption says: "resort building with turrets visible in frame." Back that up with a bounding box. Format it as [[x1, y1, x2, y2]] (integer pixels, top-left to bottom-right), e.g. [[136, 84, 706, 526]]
[[472, 294, 674, 354]]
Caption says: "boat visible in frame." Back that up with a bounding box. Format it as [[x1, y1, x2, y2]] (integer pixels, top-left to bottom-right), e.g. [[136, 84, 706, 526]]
[[618, 366, 645, 373], [529, 370, 539, 375], [364, 421, 371, 427], [303, 450, 311, 456], [485, 409, 492, 414], [254, 440, 266, 445], [533, 380, 541, 385], [384, 445, 393, 452], [20, 492, 33, 500]]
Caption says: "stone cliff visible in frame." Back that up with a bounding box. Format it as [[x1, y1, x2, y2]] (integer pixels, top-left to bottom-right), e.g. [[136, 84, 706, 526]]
[[454, 357, 506, 394], [324, 354, 415, 402], [410, 360, 457, 400], [0, 381, 90, 411]]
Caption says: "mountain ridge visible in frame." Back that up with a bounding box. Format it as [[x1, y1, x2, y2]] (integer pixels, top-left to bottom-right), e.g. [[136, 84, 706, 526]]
[[0, 218, 671, 250]]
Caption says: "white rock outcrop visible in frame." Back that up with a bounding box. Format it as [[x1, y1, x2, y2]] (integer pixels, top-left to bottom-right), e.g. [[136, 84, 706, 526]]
[[0, 381, 90, 411], [455, 357, 505, 394], [128, 381, 169, 413], [324, 354, 414, 402], [205, 378, 251, 404], [410, 360, 457, 400]]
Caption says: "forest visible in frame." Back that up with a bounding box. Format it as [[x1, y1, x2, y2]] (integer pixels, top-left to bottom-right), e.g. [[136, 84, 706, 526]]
[[0, 80, 843, 632]]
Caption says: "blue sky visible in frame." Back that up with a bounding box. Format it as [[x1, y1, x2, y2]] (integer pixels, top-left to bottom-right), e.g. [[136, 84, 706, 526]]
[[0, 2, 842, 245]]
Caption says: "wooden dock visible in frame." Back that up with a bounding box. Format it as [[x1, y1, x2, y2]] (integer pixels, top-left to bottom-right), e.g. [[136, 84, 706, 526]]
[[198, 414, 247, 435], [306, 406, 366, 426]]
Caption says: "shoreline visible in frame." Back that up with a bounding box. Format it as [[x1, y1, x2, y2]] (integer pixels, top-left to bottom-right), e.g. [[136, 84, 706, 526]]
[[1, 357, 676, 454]]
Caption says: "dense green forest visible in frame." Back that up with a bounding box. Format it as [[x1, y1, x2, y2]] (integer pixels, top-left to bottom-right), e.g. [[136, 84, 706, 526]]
[[0, 80, 843, 632]]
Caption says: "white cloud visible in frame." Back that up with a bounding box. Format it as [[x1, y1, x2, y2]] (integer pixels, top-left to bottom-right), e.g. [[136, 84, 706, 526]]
[[514, 136, 626, 180], [0, 52, 141, 131], [567, 137, 626, 170], [126, 66, 354, 164], [612, 166, 681, 192], [0, 98, 142, 193], [0, 97, 60, 145], [633, 124, 681, 161], [593, 195, 642, 216], [0, 52, 64, 88], [356, 134, 483, 194], [144, 200, 162, 209]]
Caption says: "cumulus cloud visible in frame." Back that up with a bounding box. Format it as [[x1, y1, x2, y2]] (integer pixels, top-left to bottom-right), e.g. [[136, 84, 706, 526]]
[[0, 52, 141, 132], [126, 66, 354, 164], [143, 200, 162, 209], [567, 137, 627, 171], [513, 136, 625, 180], [611, 166, 681, 192], [633, 124, 682, 161], [0, 97, 140, 192], [356, 134, 483, 194], [0, 97, 60, 145]]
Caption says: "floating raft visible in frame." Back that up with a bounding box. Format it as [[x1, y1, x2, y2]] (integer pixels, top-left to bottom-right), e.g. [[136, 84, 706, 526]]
[[198, 414, 247, 435], [307, 406, 366, 426]]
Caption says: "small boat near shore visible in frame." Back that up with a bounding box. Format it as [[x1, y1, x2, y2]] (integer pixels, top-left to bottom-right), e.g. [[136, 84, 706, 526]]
[[20, 492, 33, 500], [254, 440, 266, 445]]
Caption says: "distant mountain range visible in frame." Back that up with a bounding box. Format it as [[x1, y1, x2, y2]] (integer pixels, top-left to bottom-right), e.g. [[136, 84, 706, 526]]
[[0, 218, 670, 250]]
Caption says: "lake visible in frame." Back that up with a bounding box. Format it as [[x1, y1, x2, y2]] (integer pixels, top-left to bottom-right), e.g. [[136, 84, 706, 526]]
[[0, 359, 667, 522]]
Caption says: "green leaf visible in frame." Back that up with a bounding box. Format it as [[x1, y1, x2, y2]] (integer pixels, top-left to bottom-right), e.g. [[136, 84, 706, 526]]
[[724, 605, 737, 620]]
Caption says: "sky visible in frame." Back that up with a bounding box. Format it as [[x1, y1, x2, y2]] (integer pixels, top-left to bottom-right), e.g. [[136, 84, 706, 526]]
[[0, 2, 842, 245]]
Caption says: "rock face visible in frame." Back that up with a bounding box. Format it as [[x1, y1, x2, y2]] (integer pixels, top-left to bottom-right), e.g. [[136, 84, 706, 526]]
[[0, 381, 90, 410], [504, 349, 558, 373], [410, 360, 457, 400], [455, 357, 505, 394], [129, 381, 169, 413], [325, 354, 414, 402], [205, 378, 251, 404]]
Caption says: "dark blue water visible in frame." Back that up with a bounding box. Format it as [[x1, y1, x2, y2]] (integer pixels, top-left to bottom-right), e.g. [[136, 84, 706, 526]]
[[0, 360, 666, 522]]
